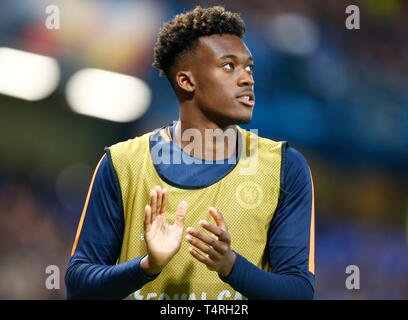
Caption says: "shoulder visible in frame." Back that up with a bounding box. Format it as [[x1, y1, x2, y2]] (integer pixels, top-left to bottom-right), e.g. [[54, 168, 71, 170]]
[[240, 128, 284, 158], [109, 131, 152, 154], [285, 145, 310, 173], [282, 144, 312, 192], [89, 152, 121, 204], [243, 128, 282, 147], [107, 130, 157, 167], [239, 127, 310, 171]]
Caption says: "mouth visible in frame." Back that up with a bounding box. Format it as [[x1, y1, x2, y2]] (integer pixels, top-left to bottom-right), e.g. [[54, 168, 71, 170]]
[[236, 92, 255, 107]]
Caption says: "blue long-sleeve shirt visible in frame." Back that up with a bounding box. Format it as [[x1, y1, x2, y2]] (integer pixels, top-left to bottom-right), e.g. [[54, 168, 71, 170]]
[[65, 124, 315, 299]]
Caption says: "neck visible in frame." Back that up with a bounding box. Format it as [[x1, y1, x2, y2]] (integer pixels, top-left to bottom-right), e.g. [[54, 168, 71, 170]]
[[173, 108, 238, 161]]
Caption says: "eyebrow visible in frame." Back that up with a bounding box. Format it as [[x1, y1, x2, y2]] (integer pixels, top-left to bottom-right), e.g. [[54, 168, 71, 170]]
[[219, 54, 254, 62]]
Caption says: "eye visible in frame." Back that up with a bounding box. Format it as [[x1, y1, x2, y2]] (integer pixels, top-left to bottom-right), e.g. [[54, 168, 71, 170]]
[[246, 64, 254, 72], [223, 62, 234, 71]]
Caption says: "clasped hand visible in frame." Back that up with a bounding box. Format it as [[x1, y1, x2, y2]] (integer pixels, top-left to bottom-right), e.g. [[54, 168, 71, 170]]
[[140, 186, 236, 277]]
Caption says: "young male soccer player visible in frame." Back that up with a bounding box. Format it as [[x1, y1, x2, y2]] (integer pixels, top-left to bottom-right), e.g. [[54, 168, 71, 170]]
[[65, 5, 315, 300]]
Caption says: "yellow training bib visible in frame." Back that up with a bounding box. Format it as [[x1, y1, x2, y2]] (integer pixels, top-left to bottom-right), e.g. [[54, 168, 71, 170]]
[[108, 127, 284, 300]]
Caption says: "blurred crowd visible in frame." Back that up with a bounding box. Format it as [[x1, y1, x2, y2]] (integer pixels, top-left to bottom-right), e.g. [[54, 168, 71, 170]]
[[0, 175, 70, 299], [0, 0, 407, 299]]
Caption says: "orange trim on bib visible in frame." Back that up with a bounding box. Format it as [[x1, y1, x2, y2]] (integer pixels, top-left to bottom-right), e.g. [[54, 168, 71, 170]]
[[308, 167, 315, 275], [71, 153, 106, 256], [159, 128, 170, 142], [166, 126, 173, 141]]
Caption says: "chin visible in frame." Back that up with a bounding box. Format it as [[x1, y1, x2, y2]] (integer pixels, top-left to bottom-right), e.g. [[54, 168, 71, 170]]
[[233, 113, 253, 125], [238, 116, 252, 124], [212, 110, 252, 128], [216, 117, 251, 129]]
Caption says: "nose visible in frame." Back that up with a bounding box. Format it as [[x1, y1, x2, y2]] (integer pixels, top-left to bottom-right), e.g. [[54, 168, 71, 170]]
[[238, 69, 254, 87]]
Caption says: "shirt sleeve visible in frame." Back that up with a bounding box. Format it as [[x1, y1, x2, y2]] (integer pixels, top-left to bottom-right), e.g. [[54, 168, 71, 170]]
[[219, 144, 315, 299], [65, 149, 158, 300]]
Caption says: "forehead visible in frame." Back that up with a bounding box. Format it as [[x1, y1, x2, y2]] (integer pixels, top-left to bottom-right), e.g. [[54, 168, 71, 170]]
[[196, 34, 252, 61]]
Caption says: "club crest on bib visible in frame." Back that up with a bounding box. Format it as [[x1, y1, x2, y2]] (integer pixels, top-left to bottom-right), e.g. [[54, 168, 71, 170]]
[[235, 181, 263, 210]]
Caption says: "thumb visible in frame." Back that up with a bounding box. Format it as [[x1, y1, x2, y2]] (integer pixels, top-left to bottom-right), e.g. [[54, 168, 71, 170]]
[[175, 200, 187, 227], [209, 207, 227, 230]]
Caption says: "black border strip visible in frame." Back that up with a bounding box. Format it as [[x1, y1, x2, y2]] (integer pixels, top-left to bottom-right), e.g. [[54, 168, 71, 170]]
[[276, 141, 288, 209]]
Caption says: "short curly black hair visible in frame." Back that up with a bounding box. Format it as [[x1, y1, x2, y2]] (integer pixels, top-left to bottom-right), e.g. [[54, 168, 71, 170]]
[[152, 5, 246, 77]]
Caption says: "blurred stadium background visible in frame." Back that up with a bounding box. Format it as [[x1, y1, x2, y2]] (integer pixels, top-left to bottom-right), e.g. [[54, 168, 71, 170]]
[[0, 0, 407, 299]]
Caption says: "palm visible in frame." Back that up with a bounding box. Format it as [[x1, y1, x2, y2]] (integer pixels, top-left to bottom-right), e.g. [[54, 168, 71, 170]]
[[144, 187, 187, 268], [146, 214, 182, 260]]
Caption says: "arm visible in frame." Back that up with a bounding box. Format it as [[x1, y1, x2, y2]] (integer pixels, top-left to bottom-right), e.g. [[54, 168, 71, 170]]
[[65, 151, 157, 299], [187, 145, 315, 299], [221, 145, 315, 299], [66, 150, 188, 299]]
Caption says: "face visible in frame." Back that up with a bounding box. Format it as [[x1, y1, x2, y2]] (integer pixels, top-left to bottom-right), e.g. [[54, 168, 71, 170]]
[[189, 34, 255, 127]]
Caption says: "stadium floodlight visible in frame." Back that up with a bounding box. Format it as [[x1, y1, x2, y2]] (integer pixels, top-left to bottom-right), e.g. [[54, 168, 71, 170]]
[[65, 68, 151, 123], [266, 13, 320, 56], [0, 47, 60, 101]]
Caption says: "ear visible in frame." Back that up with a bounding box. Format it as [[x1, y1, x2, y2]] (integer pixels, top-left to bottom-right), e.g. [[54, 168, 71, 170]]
[[175, 70, 195, 93]]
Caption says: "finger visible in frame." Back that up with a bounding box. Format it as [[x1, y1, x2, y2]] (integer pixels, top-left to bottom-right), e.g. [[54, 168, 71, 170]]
[[199, 220, 230, 243], [185, 234, 222, 261], [186, 227, 226, 253], [149, 189, 158, 222], [209, 207, 227, 230], [188, 247, 213, 266], [159, 188, 167, 214], [155, 186, 162, 215], [175, 200, 187, 228], [144, 205, 151, 233]]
